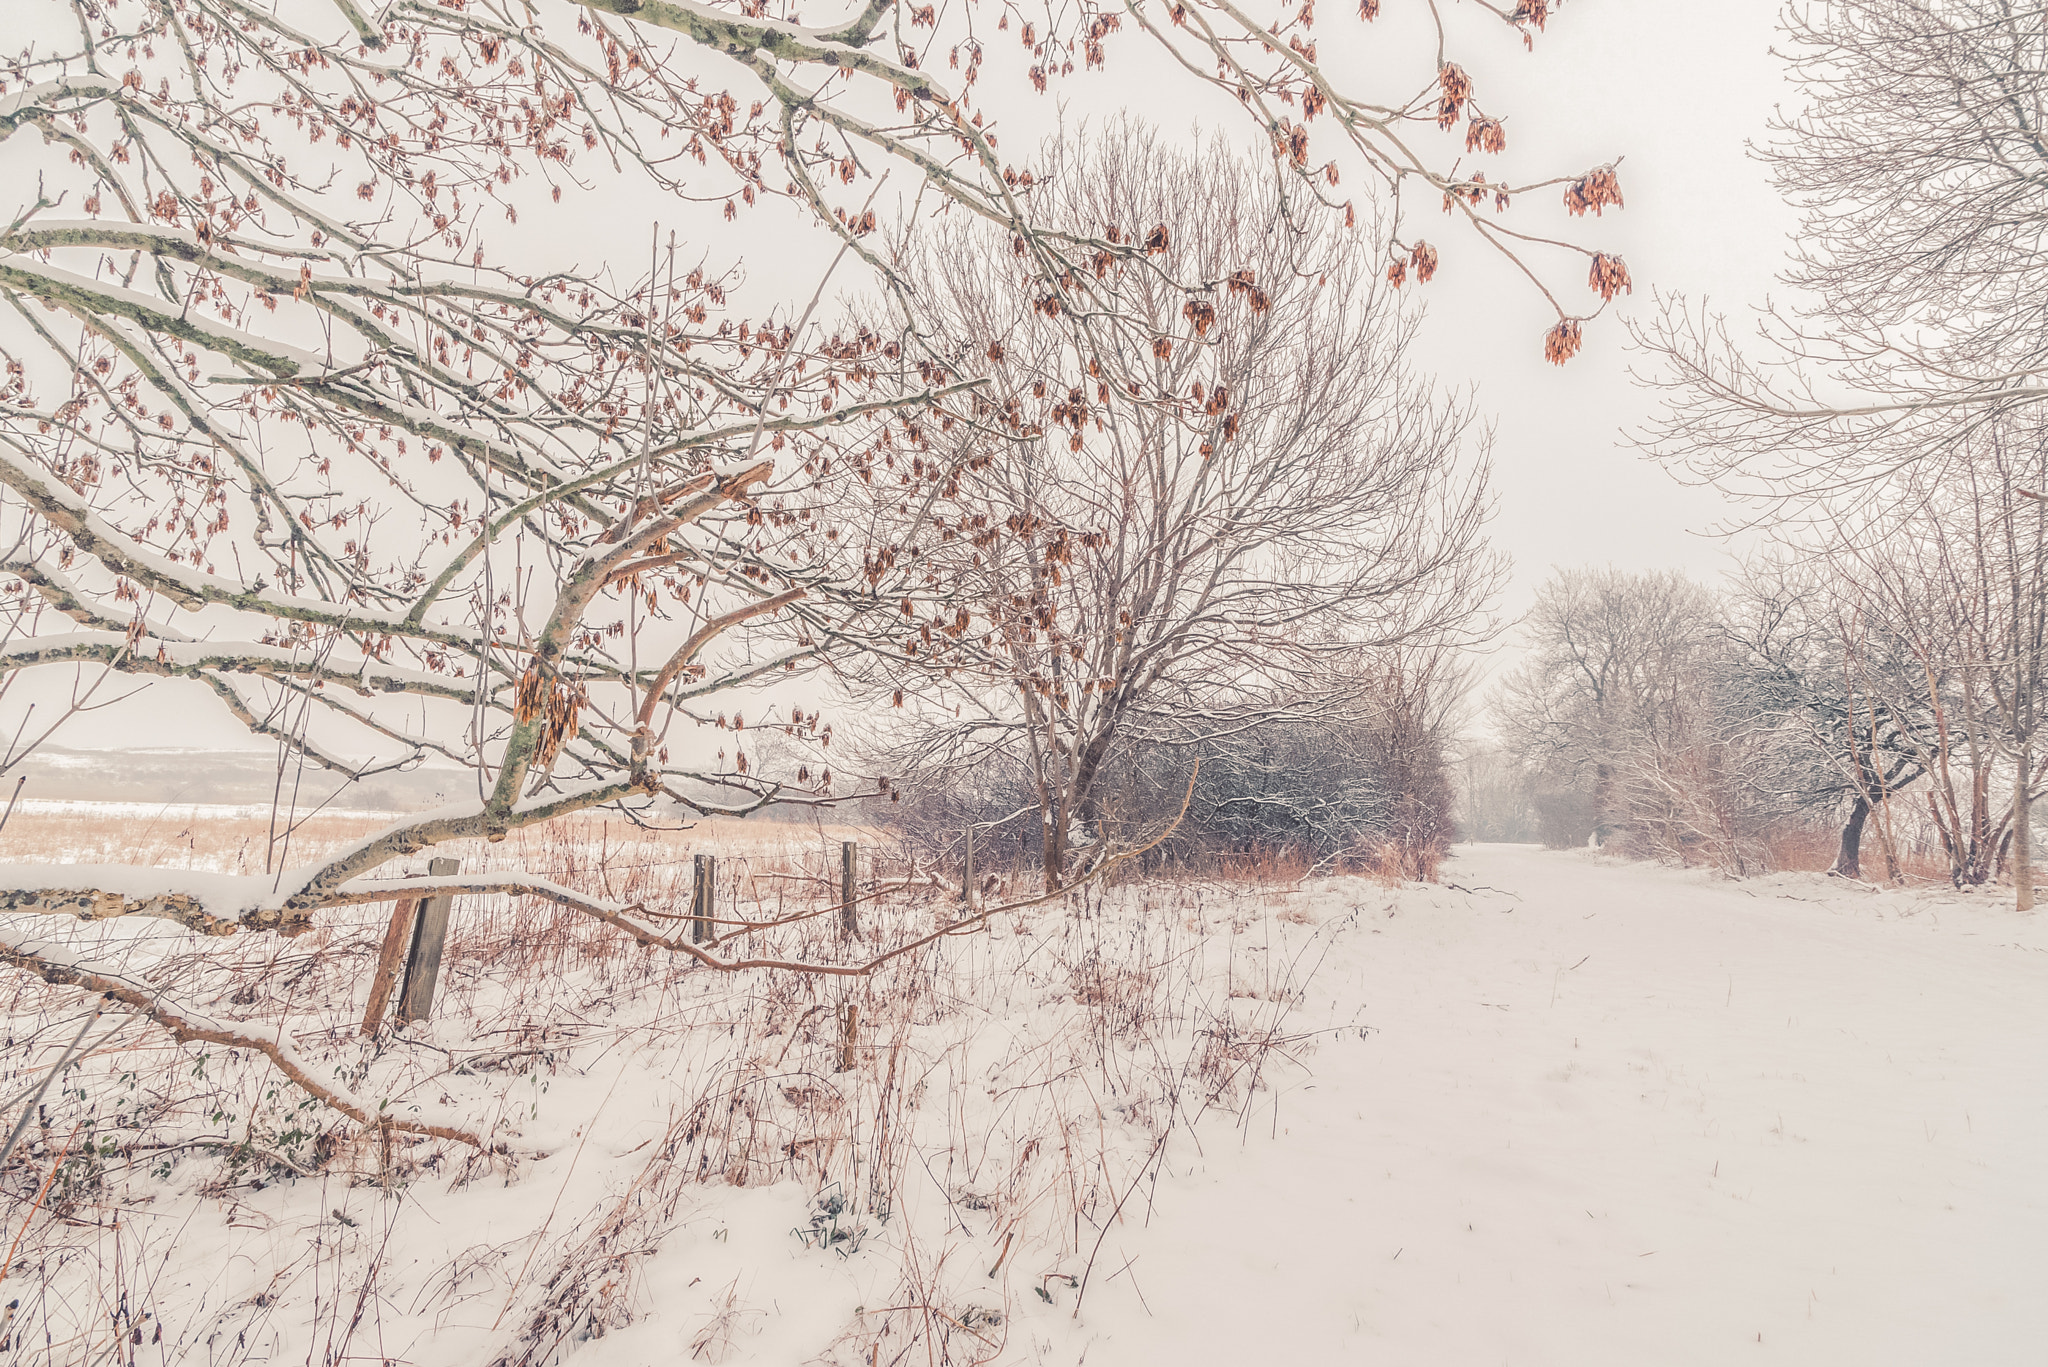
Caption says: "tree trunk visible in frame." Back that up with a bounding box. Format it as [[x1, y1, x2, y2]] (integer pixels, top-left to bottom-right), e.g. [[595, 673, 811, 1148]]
[[1871, 797, 1904, 883], [1929, 790, 1963, 886], [1967, 759, 1995, 885], [2016, 741, 2035, 912], [1040, 792, 1066, 891], [1591, 762, 1614, 846], [1830, 796, 1870, 879]]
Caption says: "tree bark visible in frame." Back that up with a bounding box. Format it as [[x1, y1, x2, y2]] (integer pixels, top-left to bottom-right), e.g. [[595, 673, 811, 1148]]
[[1830, 796, 1870, 879], [1041, 795, 1066, 891], [1876, 817, 1904, 883], [1591, 762, 1615, 846], [2015, 741, 2034, 911]]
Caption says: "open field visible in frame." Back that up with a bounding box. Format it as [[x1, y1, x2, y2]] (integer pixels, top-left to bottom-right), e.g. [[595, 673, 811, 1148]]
[[0, 823, 2040, 1365], [0, 803, 876, 880], [0, 805, 1313, 1365]]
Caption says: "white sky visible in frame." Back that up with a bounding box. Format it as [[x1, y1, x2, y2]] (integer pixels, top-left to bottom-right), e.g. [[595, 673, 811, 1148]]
[[8, 0, 1799, 754], [1409, 0, 1798, 619]]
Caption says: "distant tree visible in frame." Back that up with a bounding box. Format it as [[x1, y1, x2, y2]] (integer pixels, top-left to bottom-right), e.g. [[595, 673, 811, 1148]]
[[1637, 0, 2048, 501], [1496, 566, 1840, 871], [1721, 555, 1931, 880], [1454, 742, 1538, 843], [849, 125, 1500, 884], [1497, 568, 1717, 846]]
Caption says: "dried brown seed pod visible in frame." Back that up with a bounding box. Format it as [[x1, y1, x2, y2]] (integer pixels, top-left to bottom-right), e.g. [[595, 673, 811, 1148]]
[[1543, 319, 1583, 365], [1563, 167, 1625, 217], [1465, 117, 1506, 154], [1587, 252, 1632, 301], [1436, 63, 1471, 129], [514, 662, 547, 724]]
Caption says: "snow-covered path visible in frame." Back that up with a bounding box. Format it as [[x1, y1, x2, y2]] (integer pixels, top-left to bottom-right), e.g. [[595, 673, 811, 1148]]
[[1065, 845, 2048, 1366]]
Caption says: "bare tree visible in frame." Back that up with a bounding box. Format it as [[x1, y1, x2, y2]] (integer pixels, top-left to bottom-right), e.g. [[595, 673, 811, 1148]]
[[1722, 554, 1932, 879], [1497, 568, 1718, 845], [1816, 420, 2048, 895], [1964, 433, 2048, 907], [0, 0, 1624, 1134], [1635, 0, 2048, 504], [847, 124, 1499, 884], [1502, 566, 1873, 872], [1455, 740, 1539, 843]]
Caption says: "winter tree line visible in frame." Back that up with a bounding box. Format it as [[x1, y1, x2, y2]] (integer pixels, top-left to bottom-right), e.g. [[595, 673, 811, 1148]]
[[1472, 448, 2044, 893], [1469, 0, 2047, 913], [0, 0, 1608, 1132], [0, 0, 2041, 1138], [907, 0, 2048, 900]]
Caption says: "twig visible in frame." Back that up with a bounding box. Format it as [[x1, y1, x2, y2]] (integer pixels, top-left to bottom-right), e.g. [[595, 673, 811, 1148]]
[[0, 1007, 98, 1171], [0, 775, 24, 834], [0, 946, 489, 1148], [1071, 1131, 1169, 1318], [1444, 882, 1519, 899], [0, 1120, 85, 1284]]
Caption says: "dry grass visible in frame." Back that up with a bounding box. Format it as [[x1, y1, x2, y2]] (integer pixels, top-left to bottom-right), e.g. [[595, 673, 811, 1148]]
[[1757, 818, 1985, 884], [0, 806, 1331, 1366], [1125, 837, 1444, 888], [1755, 825, 1842, 875], [0, 805, 873, 882]]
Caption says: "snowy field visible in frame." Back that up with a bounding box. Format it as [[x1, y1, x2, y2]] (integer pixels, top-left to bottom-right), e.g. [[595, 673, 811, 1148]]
[[3, 843, 2042, 1365], [1086, 845, 2048, 1366]]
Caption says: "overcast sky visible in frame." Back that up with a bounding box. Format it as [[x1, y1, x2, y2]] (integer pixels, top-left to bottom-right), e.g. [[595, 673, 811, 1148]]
[[13, 0, 1801, 755], [1412, 0, 1798, 614]]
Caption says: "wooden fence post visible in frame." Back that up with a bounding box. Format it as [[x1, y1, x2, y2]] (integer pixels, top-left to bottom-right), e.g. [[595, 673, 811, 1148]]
[[395, 857, 460, 1026], [693, 853, 717, 944], [961, 826, 975, 906], [361, 895, 421, 1035], [840, 840, 859, 938]]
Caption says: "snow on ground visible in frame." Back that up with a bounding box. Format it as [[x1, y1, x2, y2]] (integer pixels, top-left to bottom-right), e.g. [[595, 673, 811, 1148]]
[[5, 843, 2043, 1364], [1060, 844, 2048, 1365]]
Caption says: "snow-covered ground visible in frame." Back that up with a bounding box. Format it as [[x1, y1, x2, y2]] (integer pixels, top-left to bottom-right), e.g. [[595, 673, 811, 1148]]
[[6, 844, 2042, 1365], [1063, 844, 2048, 1365]]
